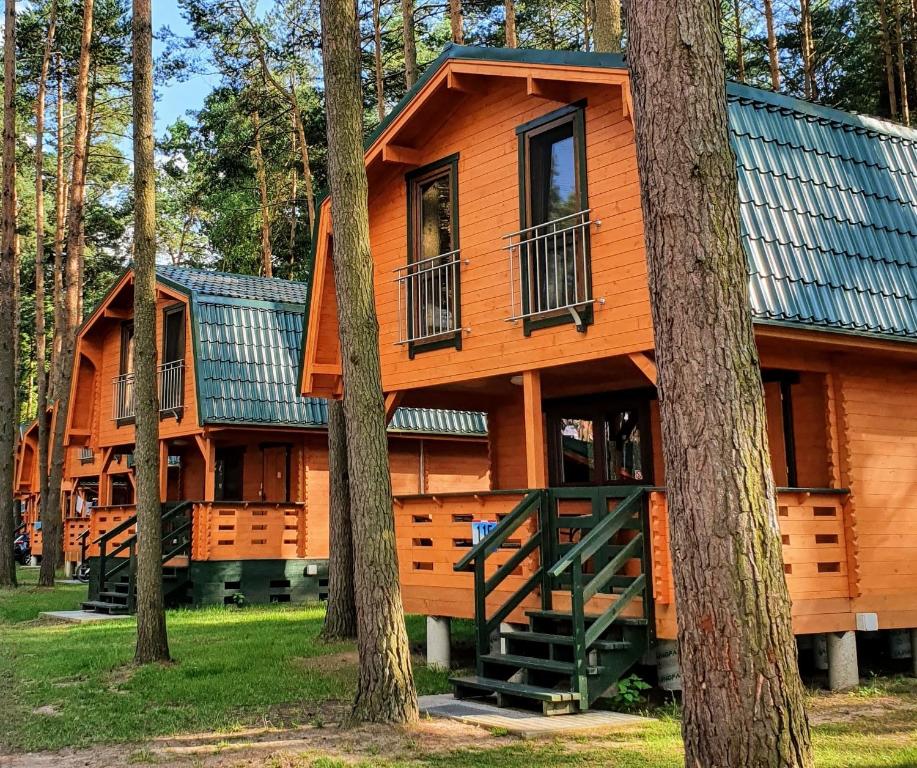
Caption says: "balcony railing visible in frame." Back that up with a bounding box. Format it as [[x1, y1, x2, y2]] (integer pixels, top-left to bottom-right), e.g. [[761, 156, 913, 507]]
[[503, 209, 596, 328], [395, 249, 463, 346], [78, 446, 94, 463], [112, 360, 184, 422]]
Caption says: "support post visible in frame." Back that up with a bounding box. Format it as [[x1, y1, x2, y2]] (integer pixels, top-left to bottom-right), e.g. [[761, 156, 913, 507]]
[[826, 631, 859, 691], [911, 629, 917, 677], [159, 440, 169, 502], [426, 616, 451, 670], [522, 370, 547, 489]]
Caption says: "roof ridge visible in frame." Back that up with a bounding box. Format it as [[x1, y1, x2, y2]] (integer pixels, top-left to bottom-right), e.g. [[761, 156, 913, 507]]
[[727, 83, 917, 144]]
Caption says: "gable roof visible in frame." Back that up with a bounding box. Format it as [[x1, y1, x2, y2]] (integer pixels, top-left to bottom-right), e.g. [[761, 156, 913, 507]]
[[156, 266, 486, 435], [311, 45, 916, 348]]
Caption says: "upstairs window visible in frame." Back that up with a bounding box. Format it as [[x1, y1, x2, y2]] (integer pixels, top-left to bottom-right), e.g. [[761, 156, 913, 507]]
[[160, 304, 186, 418], [509, 103, 593, 334], [162, 305, 185, 364], [396, 155, 462, 356]]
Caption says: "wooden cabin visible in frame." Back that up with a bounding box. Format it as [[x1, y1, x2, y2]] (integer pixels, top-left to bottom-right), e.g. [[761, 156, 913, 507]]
[[46, 265, 490, 610], [300, 45, 917, 709]]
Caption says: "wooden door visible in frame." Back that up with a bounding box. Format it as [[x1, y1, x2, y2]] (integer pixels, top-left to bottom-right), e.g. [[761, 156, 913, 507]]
[[262, 445, 290, 502]]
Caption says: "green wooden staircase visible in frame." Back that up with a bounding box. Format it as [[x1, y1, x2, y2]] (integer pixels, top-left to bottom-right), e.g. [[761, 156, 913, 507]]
[[450, 486, 654, 715], [81, 502, 194, 615]]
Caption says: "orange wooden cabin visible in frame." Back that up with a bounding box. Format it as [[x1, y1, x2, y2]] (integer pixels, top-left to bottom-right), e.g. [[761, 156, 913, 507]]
[[300, 45, 917, 705], [17, 265, 489, 610]]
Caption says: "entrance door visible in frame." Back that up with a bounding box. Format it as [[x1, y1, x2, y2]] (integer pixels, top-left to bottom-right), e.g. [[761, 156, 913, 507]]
[[261, 445, 290, 502], [546, 390, 654, 487]]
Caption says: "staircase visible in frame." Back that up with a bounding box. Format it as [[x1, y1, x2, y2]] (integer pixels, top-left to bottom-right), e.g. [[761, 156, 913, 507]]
[[81, 502, 194, 615], [450, 486, 653, 715]]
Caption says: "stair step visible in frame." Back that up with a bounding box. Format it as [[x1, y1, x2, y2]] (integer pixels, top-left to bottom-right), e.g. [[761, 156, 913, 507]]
[[80, 600, 129, 615], [98, 591, 129, 601], [526, 609, 648, 627], [501, 630, 633, 652], [451, 675, 580, 703], [481, 652, 576, 674]]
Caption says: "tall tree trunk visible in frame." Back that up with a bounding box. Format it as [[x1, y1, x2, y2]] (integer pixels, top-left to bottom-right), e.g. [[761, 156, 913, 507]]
[[251, 109, 273, 278], [623, 1, 814, 765], [0, 0, 19, 589], [42, 0, 93, 588], [763, 0, 781, 89], [373, 0, 386, 120], [879, 0, 900, 118], [893, 0, 911, 124], [35, 0, 59, 572], [319, 0, 418, 724], [449, 0, 464, 44], [733, 0, 746, 82], [49, 54, 66, 402], [132, 0, 169, 665], [237, 6, 316, 234], [800, 0, 816, 100], [504, 0, 517, 47], [592, 0, 622, 52], [402, 0, 417, 88], [583, 0, 591, 51], [320, 399, 357, 640]]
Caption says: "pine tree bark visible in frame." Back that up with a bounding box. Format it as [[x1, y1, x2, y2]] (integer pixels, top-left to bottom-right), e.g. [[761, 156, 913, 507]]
[[373, 0, 386, 120], [449, 0, 464, 44], [504, 0, 517, 47], [733, 0, 745, 82], [622, 1, 814, 765], [879, 0, 900, 118], [132, 0, 169, 665], [401, 0, 417, 88], [35, 0, 58, 580], [49, 54, 66, 402], [320, 399, 357, 640], [893, 0, 910, 124], [800, 0, 816, 100], [592, 0, 622, 52], [319, 0, 418, 724], [42, 0, 93, 588], [763, 0, 780, 89], [0, 0, 19, 589], [251, 109, 273, 278]]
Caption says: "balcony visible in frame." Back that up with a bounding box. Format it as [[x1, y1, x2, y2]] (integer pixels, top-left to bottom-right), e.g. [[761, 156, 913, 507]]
[[112, 360, 184, 422], [503, 209, 596, 331], [395, 250, 463, 348]]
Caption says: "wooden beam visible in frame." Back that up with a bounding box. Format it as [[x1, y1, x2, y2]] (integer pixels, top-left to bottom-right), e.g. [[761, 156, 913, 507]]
[[381, 143, 423, 166], [621, 82, 634, 123], [311, 363, 343, 375], [385, 391, 405, 426], [446, 70, 483, 94], [526, 74, 570, 102], [159, 441, 169, 501], [102, 307, 132, 320], [522, 371, 547, 489], [628, 352, 658, 386], [196, 435, 216, 502]]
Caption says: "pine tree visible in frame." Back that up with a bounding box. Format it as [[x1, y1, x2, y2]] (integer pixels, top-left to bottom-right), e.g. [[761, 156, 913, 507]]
[[623, 0, 814, 764]]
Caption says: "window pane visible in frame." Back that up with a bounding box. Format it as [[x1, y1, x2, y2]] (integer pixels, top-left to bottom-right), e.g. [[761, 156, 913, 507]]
[[605, 411, 644, 482], [559, 418, 595, 483], [530, 124, 578, 226], [418, 173, 452, 260]]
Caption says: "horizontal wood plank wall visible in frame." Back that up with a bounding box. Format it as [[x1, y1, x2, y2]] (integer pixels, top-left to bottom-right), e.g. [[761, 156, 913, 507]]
[[794, 373, 830, 487], [191, 501, 306, 561], [367, 78, 654, 393], [394, 492, 537, 620], [421, 438, 491, 493], [489, 393, 528, 490], [650, 490, 854, 638], [302, 434, 329, 559], [841, 365, 917, 629]]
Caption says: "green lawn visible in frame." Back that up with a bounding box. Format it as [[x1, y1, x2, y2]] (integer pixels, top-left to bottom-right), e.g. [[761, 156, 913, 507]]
[[2, 571, 916, 768]]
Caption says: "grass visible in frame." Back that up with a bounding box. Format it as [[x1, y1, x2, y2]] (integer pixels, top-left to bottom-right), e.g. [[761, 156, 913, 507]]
[[1, 572, 916, 768]]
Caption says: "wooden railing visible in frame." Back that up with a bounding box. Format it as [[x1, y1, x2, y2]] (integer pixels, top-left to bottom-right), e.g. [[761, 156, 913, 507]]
[[191, 501, 307, 561], [394, 491, 536, 620], [87, 505, 137, 558], [648, 488, 853, 636], [64, 517, 92, 561]]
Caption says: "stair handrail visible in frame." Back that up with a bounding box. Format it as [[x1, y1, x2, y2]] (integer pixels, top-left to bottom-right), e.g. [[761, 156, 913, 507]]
[[548, 488, 644, 579], [454, 490, 544, 572]]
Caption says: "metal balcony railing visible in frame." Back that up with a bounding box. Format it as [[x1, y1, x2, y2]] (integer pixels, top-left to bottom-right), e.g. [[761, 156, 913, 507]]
[[112, 360, 184, 421], [395, 249, 463, 345], [78, 446, 94, 463], [503, 209, 596, 328]]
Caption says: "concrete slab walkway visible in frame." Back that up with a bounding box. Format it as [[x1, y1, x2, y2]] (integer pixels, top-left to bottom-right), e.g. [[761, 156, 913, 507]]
[[40, 610, 131, 623], [418, 693, 653, 738]]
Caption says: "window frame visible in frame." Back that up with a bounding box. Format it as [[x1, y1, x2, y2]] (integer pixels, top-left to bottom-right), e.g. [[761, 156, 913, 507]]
[[404, 153, 461, 358], [115, 322, 135, 426], [516, 101, 592, 336], [161, 303, 186, 364]]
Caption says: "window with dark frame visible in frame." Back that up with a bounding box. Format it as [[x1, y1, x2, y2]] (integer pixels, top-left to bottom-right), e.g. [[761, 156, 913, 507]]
[[514, 102, 592, 334], [160, 304, 186, 419], [400, 154, 461, 356], [162, 305, 185, 364]]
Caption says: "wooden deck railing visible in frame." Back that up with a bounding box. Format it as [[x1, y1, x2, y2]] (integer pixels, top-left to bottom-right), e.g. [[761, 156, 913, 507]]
[[648, 488, 854, 636], [87, 505, 138, 558], [191, 501, 307, 561]]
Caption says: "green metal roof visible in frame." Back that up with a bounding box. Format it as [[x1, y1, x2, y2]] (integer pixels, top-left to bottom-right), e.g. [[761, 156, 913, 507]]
[[157, 266, 487, 435], [353, 45, 917, 343]]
